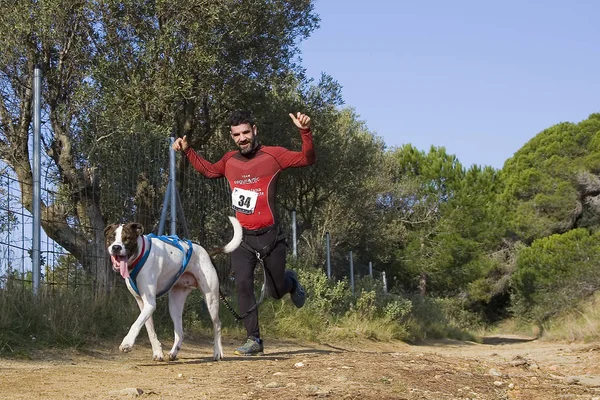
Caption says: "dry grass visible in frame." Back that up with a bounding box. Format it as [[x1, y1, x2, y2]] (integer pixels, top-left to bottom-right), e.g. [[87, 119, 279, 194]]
[[543, 292, 600, 342]]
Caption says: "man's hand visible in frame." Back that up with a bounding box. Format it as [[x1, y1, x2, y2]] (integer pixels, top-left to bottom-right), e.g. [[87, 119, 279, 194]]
[[172, 135, 189, 152], [289, 112, 311, 130]]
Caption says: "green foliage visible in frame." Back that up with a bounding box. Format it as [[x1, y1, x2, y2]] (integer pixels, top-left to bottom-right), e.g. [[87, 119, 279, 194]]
[[466, 252, 514, 313], [261, 267, 416, 342], [406, 296, 481, 341], [501, 115, 600, 243], [296, 266, 352, 315], [511, 228, 600, 322], [44, 255, 93, 287], [282, 106, 392, 276], [383, 298, 413, 322], [386, 145, 505, 297], [0, 0, 322, 287], [353, 290, 378, 319]]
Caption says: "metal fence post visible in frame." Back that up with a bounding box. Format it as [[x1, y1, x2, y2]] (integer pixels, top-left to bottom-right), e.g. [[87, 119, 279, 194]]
[[369, 261, 373, 277], [325, 232, 331, 279], [382, 271, 387, 294], [32, 65, 42, 295], [291, 209, 297, 257], [349, 250, 354, 295], [158, 181, 170, 236]]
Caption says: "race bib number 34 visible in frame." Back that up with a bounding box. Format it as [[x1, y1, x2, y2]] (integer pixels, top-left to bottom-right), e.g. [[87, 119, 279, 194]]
[[231, 187, 258, 214]]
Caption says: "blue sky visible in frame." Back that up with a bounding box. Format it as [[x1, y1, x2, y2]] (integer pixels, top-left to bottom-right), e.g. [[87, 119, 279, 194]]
[[298, 1, 600, 169]]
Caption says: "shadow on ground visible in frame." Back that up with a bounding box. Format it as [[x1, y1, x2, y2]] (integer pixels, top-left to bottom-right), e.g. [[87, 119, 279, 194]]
[[412, 335, 537, 348], [480, 335, 537, 345]]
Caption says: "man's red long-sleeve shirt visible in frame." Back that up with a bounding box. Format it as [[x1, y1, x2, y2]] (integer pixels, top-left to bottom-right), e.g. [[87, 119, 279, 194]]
[[184, 128, 315, 230]]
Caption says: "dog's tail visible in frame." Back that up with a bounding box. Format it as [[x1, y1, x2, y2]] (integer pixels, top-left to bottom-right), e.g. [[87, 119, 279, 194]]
[[208, 216, 243, 257]]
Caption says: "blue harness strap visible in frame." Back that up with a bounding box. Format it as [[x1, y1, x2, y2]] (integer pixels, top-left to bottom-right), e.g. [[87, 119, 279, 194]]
[[128, 234, 193, 298], [127, 238, 152, 296]]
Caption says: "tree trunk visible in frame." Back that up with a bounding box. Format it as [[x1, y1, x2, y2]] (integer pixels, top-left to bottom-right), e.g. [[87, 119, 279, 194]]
[[418, 272, 427, 298]]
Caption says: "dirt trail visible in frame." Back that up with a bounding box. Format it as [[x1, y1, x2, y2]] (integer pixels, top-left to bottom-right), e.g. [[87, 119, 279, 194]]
[[1, 335, 600, 399]]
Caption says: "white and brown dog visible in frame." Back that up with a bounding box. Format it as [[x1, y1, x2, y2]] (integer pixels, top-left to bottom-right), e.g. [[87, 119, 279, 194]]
[[104, 216, 242, 361]]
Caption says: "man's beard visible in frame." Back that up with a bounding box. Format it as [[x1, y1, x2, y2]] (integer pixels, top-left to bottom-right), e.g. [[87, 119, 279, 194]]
[[238, 136, 257, 155]]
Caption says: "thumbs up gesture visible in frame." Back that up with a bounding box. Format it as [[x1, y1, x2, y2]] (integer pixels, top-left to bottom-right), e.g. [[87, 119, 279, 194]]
[[172, 135, 189, 152], [289, 112, 311, 129]]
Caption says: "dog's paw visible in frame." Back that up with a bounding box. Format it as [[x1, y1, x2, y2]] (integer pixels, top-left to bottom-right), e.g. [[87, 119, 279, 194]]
[[119, 343, 133, 353], [153, 352, 164, 362], [213, 352, 223, 361], [168, 351, 178, 361]]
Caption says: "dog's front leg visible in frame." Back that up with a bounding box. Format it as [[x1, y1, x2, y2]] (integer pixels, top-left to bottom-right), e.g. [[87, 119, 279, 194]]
[[120, 294, 157, 355], [131, 295, 164, 361]]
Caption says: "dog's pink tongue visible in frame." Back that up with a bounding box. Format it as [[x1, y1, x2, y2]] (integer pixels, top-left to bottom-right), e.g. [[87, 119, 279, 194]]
[[119, 258, 129, 279], [110, 255, 130, 279]]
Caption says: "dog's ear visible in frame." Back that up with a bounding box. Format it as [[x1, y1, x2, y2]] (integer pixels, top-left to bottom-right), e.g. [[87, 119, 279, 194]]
[[104, 224, 118, 238], [128, 223, 144, 236]]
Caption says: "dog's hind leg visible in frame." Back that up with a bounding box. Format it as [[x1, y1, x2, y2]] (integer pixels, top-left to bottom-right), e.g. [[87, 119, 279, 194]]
[[167, 286, 192, 361], [204, 289, 224, 361]]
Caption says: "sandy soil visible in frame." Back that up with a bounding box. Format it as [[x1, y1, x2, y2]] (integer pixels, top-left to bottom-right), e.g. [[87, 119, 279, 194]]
[[1, 334, 600, 399]]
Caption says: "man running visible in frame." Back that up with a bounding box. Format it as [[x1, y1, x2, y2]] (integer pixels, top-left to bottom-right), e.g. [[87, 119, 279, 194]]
[[172, 110, 315, 355]]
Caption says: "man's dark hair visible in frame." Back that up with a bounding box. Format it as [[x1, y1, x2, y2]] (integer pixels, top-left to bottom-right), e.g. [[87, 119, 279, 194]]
[[228, 110, 255, 127]]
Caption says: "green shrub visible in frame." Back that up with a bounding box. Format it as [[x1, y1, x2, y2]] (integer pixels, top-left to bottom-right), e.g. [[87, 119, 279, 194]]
[[511, 229, 600, 323], [383, 298, 413, 322], [297, 266, 352, 315], [406, 296, 480, 341], [353, 290, 377, 319]]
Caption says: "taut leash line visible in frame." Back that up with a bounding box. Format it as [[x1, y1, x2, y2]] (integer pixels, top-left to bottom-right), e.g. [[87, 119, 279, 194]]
[[219, 250, 267, 321]]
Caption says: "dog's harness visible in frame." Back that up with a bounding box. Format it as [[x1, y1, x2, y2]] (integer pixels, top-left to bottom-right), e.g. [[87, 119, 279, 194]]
[[127, 234, 193, 298], [219, 224, 286, 321]]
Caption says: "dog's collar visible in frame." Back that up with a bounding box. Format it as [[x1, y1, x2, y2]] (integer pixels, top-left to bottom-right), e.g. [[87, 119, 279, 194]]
[[129, 236, 149, 270], [126, 237, 152, 297]]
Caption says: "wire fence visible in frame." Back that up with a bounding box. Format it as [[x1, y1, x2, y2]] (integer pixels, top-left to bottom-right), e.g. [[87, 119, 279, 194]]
[[324, 248, 388, 295], [0, 130, 385, 297], [0, 170, 35, 288]]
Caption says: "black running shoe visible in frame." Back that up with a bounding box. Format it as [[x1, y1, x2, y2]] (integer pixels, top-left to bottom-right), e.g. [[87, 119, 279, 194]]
[[286, 270, 306, 308]]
